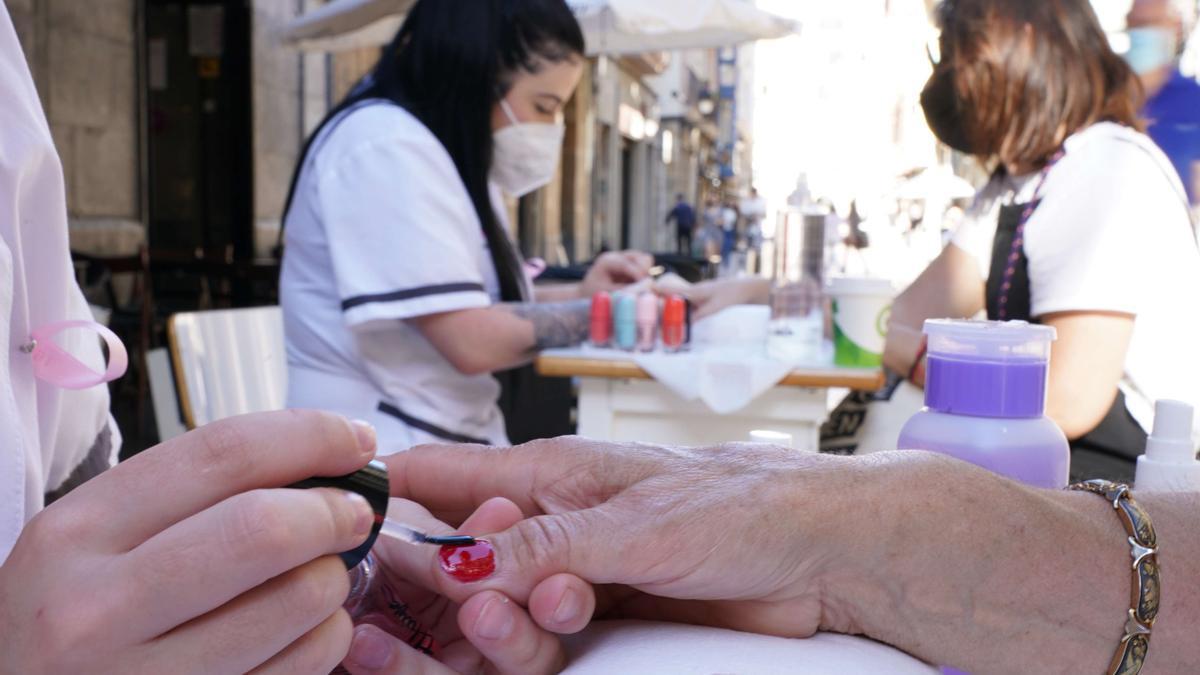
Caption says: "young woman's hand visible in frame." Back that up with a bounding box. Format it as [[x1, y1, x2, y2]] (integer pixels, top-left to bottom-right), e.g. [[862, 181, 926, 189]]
[[578, 251, 654, 298], [342, 498, 594, 675], [665, 277, 770, 319], [0, 410, 378, 674]]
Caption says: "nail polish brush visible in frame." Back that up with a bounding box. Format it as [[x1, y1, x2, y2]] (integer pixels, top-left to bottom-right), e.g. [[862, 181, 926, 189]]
[[379, 520, 477, 547]]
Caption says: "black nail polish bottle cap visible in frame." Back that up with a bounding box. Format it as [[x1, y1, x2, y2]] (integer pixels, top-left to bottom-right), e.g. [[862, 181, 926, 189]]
[[288, 460, 389, 569]]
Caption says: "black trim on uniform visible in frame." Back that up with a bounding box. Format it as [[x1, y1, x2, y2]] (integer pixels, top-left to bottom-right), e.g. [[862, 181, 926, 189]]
[[377, 401, 492, 445], [341, 282, 486, 312]]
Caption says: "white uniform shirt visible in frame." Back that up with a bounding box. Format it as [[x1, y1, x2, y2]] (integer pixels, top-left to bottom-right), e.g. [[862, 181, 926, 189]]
[[281, 102, 519, 455], [952, 122, 1200, 441], [1, 5, 114, 563]]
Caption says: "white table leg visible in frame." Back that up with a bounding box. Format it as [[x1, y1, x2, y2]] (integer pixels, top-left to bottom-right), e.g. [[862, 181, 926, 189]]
[[576, 377, 616, 441]]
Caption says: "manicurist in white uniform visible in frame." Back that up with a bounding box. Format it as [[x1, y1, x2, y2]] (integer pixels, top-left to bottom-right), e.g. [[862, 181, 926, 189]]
[[280, 0, 650, 455], [0, 5, 441, 670], [884, 0, 1200, 481]]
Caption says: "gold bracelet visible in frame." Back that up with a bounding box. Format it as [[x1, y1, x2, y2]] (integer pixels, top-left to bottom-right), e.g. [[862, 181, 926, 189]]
[[1069, 480, 1160, 675]]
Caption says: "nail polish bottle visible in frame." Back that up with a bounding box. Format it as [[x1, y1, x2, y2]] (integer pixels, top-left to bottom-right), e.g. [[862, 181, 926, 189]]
[[590, 292, 613, 348], [662, 295, 687, 352], [291, 463, 438, 660], [343, 550, 437, 655], [614, 294, 638, 351], [636, 292, 658, 352]]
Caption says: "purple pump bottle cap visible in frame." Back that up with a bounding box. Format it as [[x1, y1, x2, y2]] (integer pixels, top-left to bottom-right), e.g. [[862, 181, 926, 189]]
[[922, 320, 1057, 418]]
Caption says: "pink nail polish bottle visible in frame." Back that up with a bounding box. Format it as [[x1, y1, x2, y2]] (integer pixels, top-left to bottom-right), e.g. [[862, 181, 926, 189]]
[[636, 292, 658, 352]]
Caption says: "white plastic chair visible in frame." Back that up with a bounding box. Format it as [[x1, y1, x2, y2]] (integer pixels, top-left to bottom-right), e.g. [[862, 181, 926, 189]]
[[167, 306, 287, 429]]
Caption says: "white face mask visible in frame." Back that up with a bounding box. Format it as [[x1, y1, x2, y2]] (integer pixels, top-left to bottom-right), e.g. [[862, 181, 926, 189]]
[[491, 99, 564, 198]]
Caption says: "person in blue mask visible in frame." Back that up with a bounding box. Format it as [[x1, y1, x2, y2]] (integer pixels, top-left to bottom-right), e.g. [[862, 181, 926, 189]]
[[1126, 0, 1200, 208]]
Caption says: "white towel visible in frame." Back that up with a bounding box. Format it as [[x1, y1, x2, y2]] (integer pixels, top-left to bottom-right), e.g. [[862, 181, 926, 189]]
[[562, 621, 938, 675]]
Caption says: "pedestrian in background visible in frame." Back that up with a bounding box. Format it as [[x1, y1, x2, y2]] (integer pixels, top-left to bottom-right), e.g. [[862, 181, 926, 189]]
[[664, 193, 696, 256], [1125, 0, 1200, 210], [701, 196, 723, 258], [720, 198, 739, 260]]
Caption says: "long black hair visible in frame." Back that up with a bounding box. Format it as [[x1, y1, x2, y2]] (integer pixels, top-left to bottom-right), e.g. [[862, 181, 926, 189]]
[[282, 0, 585, 302]]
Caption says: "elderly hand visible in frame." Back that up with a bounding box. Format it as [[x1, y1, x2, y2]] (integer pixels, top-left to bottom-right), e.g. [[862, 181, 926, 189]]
[[578, 251, 654, 297], [384, 438, 914, 640], [0, 410, 378, 674], [385, 437, 1192, 675], [341, 497, 593, 675]]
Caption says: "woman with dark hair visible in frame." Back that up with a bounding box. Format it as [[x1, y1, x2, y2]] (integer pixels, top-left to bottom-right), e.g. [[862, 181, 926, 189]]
[[280, 1, 650, 455], [882, 0, 1200, 478]]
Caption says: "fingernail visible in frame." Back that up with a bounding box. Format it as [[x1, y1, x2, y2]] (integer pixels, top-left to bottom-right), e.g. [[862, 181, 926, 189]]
[[351, 419, 376, 454], [473, 595, 514, 641], [346, 492, 373, 537], [347, 625, 392, 670], [438, 540, 496, 582], [553, 587, 581, 625]]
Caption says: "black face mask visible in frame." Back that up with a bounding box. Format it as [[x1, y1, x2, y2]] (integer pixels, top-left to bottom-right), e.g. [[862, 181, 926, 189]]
[[920, 67, 977, 155]]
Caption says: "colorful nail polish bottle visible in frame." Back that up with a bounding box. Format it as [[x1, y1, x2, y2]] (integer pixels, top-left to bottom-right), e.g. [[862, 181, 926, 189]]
[[614, 294, 637, 351], [636, 292, 658, 352], [291, 463, 439, 660], [662, 295, 687, 352], [590, 292, 613, 348]]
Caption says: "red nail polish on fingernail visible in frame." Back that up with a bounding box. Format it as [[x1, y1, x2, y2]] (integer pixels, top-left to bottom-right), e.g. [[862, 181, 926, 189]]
[[438, 539, 496, 582]]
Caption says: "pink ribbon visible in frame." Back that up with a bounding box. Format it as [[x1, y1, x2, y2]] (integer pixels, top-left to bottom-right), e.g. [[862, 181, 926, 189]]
[[26, 320, 128, 390], [523, 257, 548, 284]]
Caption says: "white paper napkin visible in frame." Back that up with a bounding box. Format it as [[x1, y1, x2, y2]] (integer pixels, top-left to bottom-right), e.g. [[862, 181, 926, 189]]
[[562, 621, 938, 675], [633, 305, 805, 414], [633, 345, 794, 414]]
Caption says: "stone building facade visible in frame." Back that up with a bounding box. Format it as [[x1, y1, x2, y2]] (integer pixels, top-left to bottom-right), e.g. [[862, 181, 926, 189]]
[[8, 0, 368, 259]]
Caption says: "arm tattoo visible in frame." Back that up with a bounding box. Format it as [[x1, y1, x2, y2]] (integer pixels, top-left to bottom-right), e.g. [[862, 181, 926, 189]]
[[502, 299, 591, 351]]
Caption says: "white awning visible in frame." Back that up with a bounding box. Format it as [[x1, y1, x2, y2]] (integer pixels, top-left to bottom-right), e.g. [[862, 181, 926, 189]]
[[571, 0, 797, 56], [896, 166, 977, 202], [278, 0, 412, 52], [279, 0, 798, 55]]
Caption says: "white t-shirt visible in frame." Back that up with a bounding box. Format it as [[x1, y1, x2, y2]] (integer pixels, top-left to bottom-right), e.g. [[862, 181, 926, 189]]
[[281, 101, 520, 455], [1, 4, 115, 562], [952, 122, 1200, 440]]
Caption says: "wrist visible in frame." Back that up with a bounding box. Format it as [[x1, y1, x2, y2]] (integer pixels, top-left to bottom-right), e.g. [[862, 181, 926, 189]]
[[806, 452, 932, 636], [825, 453, 1130, 672]]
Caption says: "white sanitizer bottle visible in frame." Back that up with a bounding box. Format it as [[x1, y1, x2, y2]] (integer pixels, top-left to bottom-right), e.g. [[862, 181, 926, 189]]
[[1135, 400, 1200, 493]]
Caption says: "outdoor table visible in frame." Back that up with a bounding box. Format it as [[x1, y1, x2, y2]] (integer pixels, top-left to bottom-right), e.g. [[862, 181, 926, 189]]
[[536, 347, 884, 450]]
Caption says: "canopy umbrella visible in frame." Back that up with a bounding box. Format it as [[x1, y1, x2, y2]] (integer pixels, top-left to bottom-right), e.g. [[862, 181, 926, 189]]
[[280, 0, 798, 54], [279, 0, 411, 52], [895, 165, 978, 202], [569, 0, 797, 55]]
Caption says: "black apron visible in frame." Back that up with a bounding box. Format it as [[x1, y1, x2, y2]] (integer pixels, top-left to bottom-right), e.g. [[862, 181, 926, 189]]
[[987, 203, 1146, 483]]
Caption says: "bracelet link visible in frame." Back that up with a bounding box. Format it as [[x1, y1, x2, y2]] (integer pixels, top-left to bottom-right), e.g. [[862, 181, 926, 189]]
[[1069, 480, 1160, 675]]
